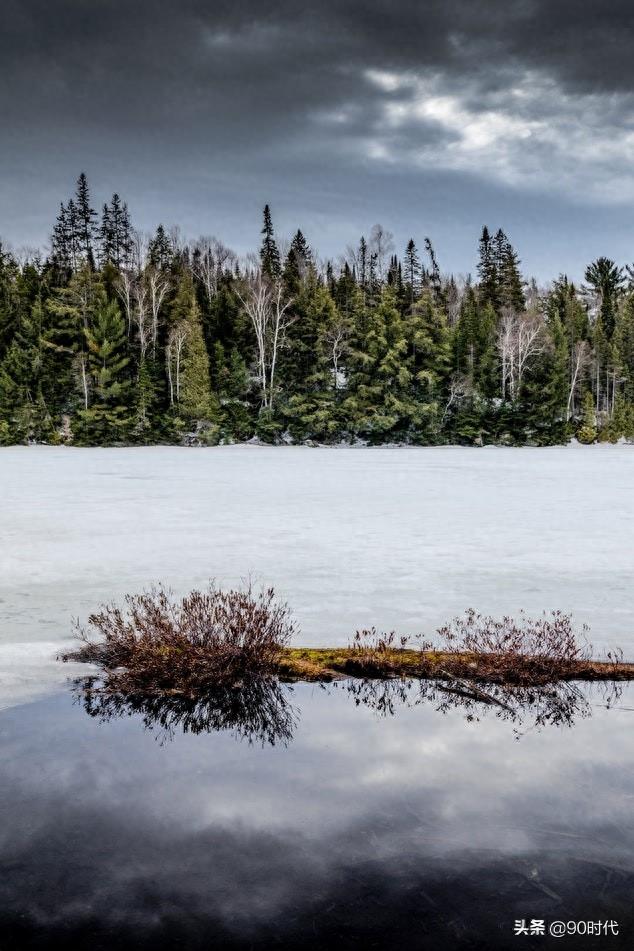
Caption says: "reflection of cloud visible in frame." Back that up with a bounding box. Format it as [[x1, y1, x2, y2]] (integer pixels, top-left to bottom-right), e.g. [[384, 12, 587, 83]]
[[4, 804, 633, 949], [1, 683, 634, 946]]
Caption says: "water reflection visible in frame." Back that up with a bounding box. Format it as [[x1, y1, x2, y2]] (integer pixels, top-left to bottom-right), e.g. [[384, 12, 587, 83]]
[[74, 675, 298, 746], [345, 677, 622, 735], [2, 682, 634, 950], [72, 672, 622, 743]]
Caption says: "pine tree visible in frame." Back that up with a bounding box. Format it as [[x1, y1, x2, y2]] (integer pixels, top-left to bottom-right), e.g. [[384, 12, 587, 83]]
[[406, 289, 453, 441], [284, 284, 350, 441], [67, 200, 81, 269], [0, 296, 52, 443], [167, 274, 218, 436], [367, 252, 380, 307], [74, 173, 97, 268], [51, 203, 73, 271], [111, 193, 133, 268], [520, 313, 568, 444], [99, 203, 114, 267], [455, 287, 498, 393], [0, 244, 20, 362], [386, 254, 400, 287], [75, 296, 132, 444], [260, 205, 281, 280], [99, 194, 133, 269], [424, 237, 443, 304], [585, 257, 624, 340], [280, 269, 326, 395], [43, 264, 103, 423], [343, 286, 451, 443], [213, 343, 252, 441], [343, 286, 409, 441], [403, 239, 421, 306], [477, 226, 499, 311], [615, 294, 634, 403], [610, 394, 634, 439], [357, 236, 368, 296], [179, 298, 216, 423], [132, 357, 155, 442], [495, 230, 525, 311], [148, 225, 173, 270], [283, 229, 312, 294], [577, 390, 597, 443]]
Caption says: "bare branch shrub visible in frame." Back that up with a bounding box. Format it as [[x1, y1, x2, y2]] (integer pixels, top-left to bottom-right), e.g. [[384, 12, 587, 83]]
[[66, 582, 296, 692], [436, 609, 591, 684]]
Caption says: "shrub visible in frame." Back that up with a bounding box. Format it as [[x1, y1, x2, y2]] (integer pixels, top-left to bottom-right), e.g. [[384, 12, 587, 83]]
[[66, 582, 296, 692], [577, 424, 597, 444], [436, 608, 590, 684], [577, 391, 597, 444]]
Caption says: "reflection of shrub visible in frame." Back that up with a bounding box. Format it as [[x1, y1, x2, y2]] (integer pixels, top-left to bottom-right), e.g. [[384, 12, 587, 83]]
[[436, 609, 590, 684], [75, 674, 297, 746], [65, 583, 296, 692], [343, 675, 615, 734]]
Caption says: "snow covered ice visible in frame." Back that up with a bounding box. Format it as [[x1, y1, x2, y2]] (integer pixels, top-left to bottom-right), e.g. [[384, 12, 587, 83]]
[[1, 443, 633, 709]]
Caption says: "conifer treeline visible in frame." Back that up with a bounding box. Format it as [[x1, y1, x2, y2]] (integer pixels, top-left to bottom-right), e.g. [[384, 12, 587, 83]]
[[1, 173, 634, 447]]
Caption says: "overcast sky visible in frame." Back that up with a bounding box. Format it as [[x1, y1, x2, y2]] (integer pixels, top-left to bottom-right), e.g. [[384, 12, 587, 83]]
[[2, 0, 634, 280]]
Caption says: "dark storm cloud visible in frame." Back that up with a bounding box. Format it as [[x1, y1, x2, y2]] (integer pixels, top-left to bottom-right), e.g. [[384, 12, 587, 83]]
[[2, 1, 634, 276]]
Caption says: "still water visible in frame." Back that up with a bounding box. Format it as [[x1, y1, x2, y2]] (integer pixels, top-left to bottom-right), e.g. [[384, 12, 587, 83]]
[[1, 677, 633, 949]]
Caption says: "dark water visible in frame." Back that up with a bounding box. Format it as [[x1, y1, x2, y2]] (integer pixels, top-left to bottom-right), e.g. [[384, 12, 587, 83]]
[[1, 678, 633, 950]]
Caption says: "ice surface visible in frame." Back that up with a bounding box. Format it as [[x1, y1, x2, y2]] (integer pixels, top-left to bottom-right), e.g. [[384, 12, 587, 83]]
[[1, 443, 633, 709]]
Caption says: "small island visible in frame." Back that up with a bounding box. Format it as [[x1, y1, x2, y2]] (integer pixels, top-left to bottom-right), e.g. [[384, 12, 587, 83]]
[[63, 583, 632, 698]]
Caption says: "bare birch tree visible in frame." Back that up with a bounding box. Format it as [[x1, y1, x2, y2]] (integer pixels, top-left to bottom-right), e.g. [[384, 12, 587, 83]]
[[193, 237, 236, 305], [166, 324, 188, 406], [369, 223, 395, 283], [567, 340, 589, 420], [324, 318, 349, 390], [146, 267, 169, 356], [129, 229, 148, 273], [498, 309, 516, 401], [515, 312, 545, 394], [134, 280, 151, 361], [116, 270, 135, 336], [77, 352, 89, 409], [236, 272, 294, 410], [439, 374, 468, 428], [498, 309, 546, 400]]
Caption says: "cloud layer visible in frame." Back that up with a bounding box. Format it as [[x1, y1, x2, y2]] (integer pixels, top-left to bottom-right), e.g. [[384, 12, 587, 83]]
[[2, 1, 634, 276]]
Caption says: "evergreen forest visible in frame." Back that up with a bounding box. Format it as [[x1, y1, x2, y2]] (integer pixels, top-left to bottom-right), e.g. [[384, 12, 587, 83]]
[[2, 173, 634, 448]]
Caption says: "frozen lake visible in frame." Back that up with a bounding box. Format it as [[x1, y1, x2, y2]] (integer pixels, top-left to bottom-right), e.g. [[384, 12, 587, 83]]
[[1, 444, 633, 708]]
